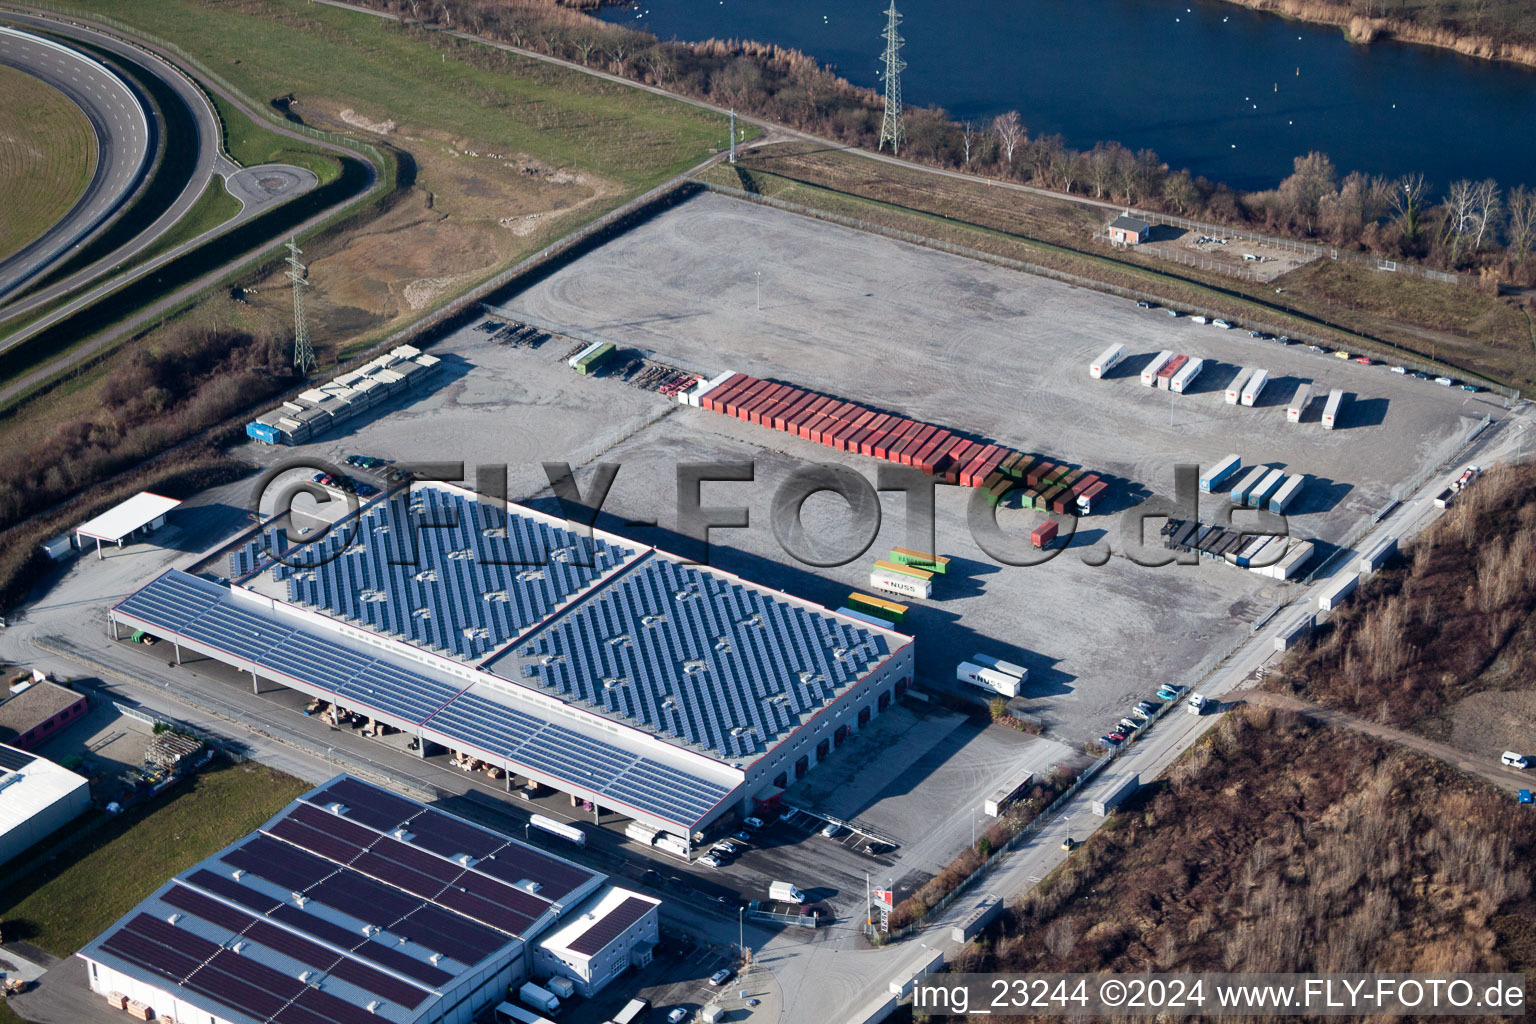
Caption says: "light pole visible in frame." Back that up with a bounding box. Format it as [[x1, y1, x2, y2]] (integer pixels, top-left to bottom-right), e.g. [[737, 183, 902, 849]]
[[738, 905, 745, 966], [755, 271, 761, 311]]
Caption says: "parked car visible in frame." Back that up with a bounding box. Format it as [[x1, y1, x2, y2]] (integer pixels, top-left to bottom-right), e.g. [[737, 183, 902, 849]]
[[732, 830, 751, 843], [1135, 701, 1158, 715], [1390, 365, 1408, 374], [820, 823, 841, 839], [311, 471, 333, 485], [1061, 837, 1077, 851], [865, 841, 892, 856], [1435, 376, 1455, 386], [1166, 308, 1182, 317], [1136, 300, 1153, 308], [1106, 731, 1128, 743], [1157, 684, 1185, 701], [1276, 336, 1293, 344], [713, 841, 740, 856], [668, 1008, 690, 1023], [1212, 319, 1233, 329], [1100, 734, 1123, 747], [1502, 751, 1530, 770], [1117, 718, 1140, 732], [700, 854, 723, 868], [743, 816, 765, 829], [709, 968, 733, 986], [1249, 329, 1264, 338], [355, 482, 377, 496], [1461, 384, 1482, 392]]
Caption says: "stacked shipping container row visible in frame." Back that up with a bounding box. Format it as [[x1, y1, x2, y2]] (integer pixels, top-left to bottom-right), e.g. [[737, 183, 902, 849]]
[[246, 346, 442, 445], [697, 373, 1105, 511]]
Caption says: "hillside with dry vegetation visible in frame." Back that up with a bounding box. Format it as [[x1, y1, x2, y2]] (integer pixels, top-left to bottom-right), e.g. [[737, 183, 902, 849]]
[[944, 709, 1535, 1009], [1265, 461, 1536, 752]]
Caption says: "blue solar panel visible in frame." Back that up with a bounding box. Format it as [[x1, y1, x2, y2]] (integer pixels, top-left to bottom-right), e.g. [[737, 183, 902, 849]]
[[508, 557, 891, 758], [232, 488, 634, 659]]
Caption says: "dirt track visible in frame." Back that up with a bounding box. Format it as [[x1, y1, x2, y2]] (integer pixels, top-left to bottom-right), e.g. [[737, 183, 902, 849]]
[[1238, 688, 1531, 795]]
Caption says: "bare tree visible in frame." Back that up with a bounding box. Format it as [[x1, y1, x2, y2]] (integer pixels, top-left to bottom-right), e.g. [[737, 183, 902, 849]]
[[1277, 151, 1339, 234], [1031, 133, 1063, 183], [1389, 173, 1431, 245], [1441, 179, 1478, 262], [1163, 169, 1199, 214], [1472, 178, 1501, 249], [992, 110, 1025, 165], [960, 120, 977, 166], [1506, 186, 1536, 264]]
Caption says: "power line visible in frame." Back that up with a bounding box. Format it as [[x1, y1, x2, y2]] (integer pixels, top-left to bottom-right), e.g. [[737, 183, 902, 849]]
[[877, 1, 907, 156], [286, 238, 314, 374]]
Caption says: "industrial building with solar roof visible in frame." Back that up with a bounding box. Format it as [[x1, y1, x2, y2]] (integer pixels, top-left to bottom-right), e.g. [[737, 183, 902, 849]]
[[108, 483, 915, 845], [79, 775, 659, 1024]]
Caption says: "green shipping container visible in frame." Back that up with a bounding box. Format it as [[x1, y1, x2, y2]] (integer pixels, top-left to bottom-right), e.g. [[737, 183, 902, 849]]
[[574, 343, 614, 375], [889, 547, 950, 574]]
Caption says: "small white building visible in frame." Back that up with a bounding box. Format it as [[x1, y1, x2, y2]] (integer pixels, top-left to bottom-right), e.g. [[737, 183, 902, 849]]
[[74, 491, 182, 558], [0, 744, 91, 868], [533, 886, 660, 998]]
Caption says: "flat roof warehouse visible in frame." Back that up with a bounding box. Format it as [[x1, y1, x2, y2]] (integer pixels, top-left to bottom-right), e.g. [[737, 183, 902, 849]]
[[111, 483, 914, 837]]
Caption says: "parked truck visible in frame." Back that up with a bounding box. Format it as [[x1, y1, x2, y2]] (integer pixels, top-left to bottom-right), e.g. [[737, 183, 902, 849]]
[[1030, 520, 1058, 549], [530, 814, 585, 847], [544, 978, 575, 1001], [1267, 473, 1305, 513], [770, 881, 807, 904], [1156, 353, 1189, 389], [1169, 356, 1204, 393], [870, 570, 932, 600], [1247, 468, 1286, 508], [957, 661, 1021, 698], [1225, 367, 1256, 404], [973, 653, 1028, 684], [1140, 350, 1174, 386], [1092, 773, 1140, 816], [519, 982, 561, 1015], [1075, 479, 1108, 514], [625, 821, 660, 846], [1229, 465, 1269, 506], [1317, 572, 1360, 612], [1360, 536, 1398, 574], [1287, 382, 1313, 423], [1090, 343, 1125, 379], [1200, 454, 1242, 493], [1239, 368, 1269, 407], [1321, 388, 1348, 430]]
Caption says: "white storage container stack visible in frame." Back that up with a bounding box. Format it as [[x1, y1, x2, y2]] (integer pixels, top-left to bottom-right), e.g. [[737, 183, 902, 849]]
[[246, 346, 445, 444], [1259, 539, 1315, 581], [1321, 388, 1347, 430], [681, 370, 735, 407], [870, 568, 932, 600]]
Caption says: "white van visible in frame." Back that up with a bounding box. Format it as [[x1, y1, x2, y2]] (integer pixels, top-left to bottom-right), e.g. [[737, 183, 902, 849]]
[[1501, 751, 1529, 769]]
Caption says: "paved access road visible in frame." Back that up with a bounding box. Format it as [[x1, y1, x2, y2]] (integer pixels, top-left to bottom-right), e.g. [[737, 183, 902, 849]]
[[0, 26, 150, 301]]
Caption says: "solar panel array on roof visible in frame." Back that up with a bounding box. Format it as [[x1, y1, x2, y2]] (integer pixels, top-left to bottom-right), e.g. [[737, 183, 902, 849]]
[[113, 570, 731, 828], [512, 557, 891, 758], [183, 869, 455, 988], [310, 778, 594, 902], [0, 745, 36, 771], [232, 488, 632, 659], [99, 912, 381, 1024], [565, 896, 655, 957]]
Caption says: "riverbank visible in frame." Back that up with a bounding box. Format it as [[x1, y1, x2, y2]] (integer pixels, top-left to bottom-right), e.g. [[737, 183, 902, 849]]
[[1216, 0, 1536, 68]]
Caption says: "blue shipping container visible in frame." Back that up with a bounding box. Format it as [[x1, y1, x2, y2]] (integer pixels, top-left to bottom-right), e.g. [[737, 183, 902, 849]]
[[246, 421, 280, 444], [1200, 454, 1242, 492]]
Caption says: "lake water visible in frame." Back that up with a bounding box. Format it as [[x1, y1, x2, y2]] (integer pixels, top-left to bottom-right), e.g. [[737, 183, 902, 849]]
[[603, 0, 1536, 191]]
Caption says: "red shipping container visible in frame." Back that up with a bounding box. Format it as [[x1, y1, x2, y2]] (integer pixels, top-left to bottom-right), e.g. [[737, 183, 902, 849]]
[[1030, 520, 1058, 549], [947, 440, 979, 470], [1070, 472, 1101, 496], [764, 392, 801, 429], [793, 395, 832, 427], [860, 428, 891, 457], [702, 373, 747, 412], [859, 415, 894, 454], [706, 375, 754, 414], [845, 427, 874, 454], [873, 419, 913, 459], [1025, 460, 1056, 487], [897, 424, 937, 465], [959, 444, 1000, 486], [724, 379, 769, 417], [750, 384, 788, 423], [802, 413, 832, 442], [971, 448, 1008, 487], [913, 429, 952, 471], [828, 420, 863, 449], [808, 414, 837, 444]]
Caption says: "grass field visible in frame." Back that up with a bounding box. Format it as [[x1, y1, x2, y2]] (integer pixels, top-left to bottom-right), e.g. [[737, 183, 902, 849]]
[[61, 0, 723, 190], [0, 65, 97, 265], [0, 761, 307, 957], [208, 91, 341, 184]]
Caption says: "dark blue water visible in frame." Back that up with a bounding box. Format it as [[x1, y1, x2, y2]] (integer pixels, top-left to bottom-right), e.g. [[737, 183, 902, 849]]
[[604, 0, 1536, 191]]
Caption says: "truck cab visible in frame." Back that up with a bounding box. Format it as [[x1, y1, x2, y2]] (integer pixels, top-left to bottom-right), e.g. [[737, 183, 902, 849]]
[[1187, 693, 1208, 715]]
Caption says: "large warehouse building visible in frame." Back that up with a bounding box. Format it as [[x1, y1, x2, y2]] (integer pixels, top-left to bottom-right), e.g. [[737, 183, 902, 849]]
[[79, 776, 659, 1024], [108, 483, 915, 844], [0, 743, 91, 868]]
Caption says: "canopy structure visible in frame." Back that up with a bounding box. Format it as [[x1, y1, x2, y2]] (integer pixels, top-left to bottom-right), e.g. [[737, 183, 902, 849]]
[[75, 492, 182, 557]]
